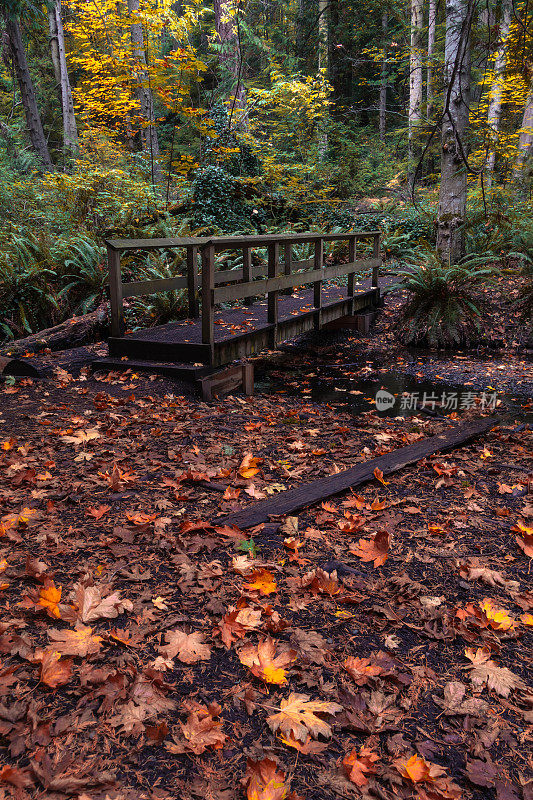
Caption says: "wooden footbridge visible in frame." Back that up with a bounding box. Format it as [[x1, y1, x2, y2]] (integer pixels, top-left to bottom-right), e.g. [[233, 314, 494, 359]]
[[99, 231, 382, 396]]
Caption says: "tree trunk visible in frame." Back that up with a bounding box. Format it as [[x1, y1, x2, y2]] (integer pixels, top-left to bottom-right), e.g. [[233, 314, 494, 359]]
[[214, 0, 247, 129], [317, 0, 328, 158], [436, 0, 473, 264], [48, 0, 78, 160], [427, 0, 436, 119], [514, 76, 533, 184], [408, 0, 424, 191], [379, 12, 388, 141], [3, 13, 52, 170], [127, 0, 161, 183], [485, 0, 512, 187]]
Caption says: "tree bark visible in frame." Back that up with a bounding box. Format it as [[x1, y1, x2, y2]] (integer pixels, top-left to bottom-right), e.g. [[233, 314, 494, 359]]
[[3, 13, 52, 170], [485, 0, 512, 187], [436, 0, 473, 264], [379, 12, 388, 141], [317, 0, 328, 158], [408, 0, 424, 191], [214, 0, 247, 128], [48, 0, 78, 159], [127, 0, 161, 183], [427, 0, 436, 119], [514, 75, 533, 183]]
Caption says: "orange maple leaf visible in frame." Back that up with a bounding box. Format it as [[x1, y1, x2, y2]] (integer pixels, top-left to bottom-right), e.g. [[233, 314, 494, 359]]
[[20, 579, 62, 618], [343, 746, 379, 786], [239, 636, 296, 684], [243, 568, 277, 595], [395, 754, 443, 783], [373, 467, 389, 486], [351, 530, 390, 567], [238, 452, 262, 479], [244, 758, 289, 800]]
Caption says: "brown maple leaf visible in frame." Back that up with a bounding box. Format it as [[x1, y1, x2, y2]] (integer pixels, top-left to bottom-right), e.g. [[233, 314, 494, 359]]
[[70, 583, 133, 623], [267, 692, 342, 742], [239, 636, 296, 684], [464, 647, 522, 697], [159, 629, 211, 663], [344, 656, 384, 685], [48, 625, 103, 657], [0, 764, 34, 789], [343, 745, 380, 786], [168, 701, 226, 755], [218, 604, 262, 648], [350, 530, 390, 567], [39, 650, 73, 688]]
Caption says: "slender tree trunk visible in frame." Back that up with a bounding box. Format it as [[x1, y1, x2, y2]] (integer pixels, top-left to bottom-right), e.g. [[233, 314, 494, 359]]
[[3, 13, 52, 170], [379, 12, 388, 141], [485, 0, 512, 187], [514, 76, 533, 183], [214, 0, 247, 128], [436, 0, 473, 264], [127, 0, 161, 183], [317, 0, 328, 158], [48, 0, 78, 160], [427, 0, 436, 119], [408, 0, 424, 192]]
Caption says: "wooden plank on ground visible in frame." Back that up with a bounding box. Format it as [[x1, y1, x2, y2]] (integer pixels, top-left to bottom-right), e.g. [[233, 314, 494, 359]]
[[218, 417, 495, 529]]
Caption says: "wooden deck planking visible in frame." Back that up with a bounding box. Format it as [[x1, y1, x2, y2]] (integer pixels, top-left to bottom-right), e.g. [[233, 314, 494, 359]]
[[108, 282, 379, 366]]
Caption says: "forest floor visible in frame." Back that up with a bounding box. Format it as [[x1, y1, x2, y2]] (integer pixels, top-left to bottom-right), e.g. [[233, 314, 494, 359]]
[[0, 326, 532, 800], [0, 268, 532, 800]]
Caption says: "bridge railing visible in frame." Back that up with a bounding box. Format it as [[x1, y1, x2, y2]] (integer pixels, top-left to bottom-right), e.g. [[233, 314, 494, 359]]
[[105, 231, 381, 343]]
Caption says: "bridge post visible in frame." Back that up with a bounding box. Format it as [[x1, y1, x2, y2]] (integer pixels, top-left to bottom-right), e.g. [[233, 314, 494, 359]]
[[201, 242, 215, 363], [267, 242, 279, 346], [186, 245, 199, 318], [347, 235, 356, 315], [281, 242, 292, 295], [243, 246, 253, 306], [108, 243, 125, 337], [313, 238, 323, 329], [372, 234, 380, 288]]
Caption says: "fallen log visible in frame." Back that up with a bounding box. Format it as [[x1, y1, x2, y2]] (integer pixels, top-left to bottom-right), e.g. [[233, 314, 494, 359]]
[[218, 417, 496, 530], [1, 303, 109, 357]]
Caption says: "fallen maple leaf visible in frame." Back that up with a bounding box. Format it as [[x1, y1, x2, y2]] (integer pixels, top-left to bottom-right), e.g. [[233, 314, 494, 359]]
[[70, 583, 133, 623], [0, 765, 33, 789], [218, 605, 262, 648], [239, 636, 296, 684], [243, 568, 277, 596], [344, 656, 384, 685], [238, 452, 261, 479], [20, 579, 62, 619], [159, 630, 211, 664], [343, 745, 379, 786], [167, 701, 226, 755], [351, 530, 390, 567], [60, 427, 101, 446], [267, 692, 342, 742], [479, 599, 515, 631], [464, 647, 522, 697], [244, 758, 289, 800], [512, 519, 533, 557], [48, 625, 103, 657], [395, 754, 442, 783], [39, 650, 73, 688], [373, 467, 389, 486], [87, 505, 111, 521], [278, 732, 328, 754]]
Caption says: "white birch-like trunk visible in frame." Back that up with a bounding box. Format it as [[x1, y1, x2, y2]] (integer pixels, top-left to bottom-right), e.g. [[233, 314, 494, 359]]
[[514, 77, 533, 183], [48, 0, 78, 159], [485, 0, 512, 187], [408, 0, 423, 191], [127, 0, 161, 183], [436, 0, 472, 264], [427, 0, 436, 119]]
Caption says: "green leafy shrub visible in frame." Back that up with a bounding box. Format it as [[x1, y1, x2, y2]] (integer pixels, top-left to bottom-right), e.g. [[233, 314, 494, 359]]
[[192, 166, 261, 232], [391, 246, 494, 348]]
